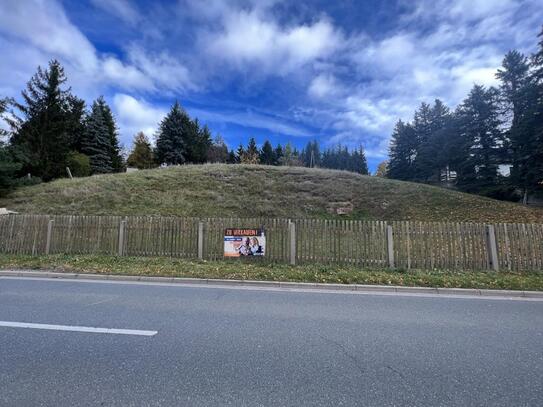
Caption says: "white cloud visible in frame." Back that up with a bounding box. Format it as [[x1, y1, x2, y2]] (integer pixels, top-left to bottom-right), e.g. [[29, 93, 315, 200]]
[[126, 46, 195, 92], [308, 74, 341, 99], [113, 94, 167, 144], [189, 108, 311, 138], [0, 0, 194, 98], [90, 0, 141, 24], [305, 0, 542, 156], [0, 0, 98, 73], [202, 10, 343, 75], [102, 57, 154, 91]]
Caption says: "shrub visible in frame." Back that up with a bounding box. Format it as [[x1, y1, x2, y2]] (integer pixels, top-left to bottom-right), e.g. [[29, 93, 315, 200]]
[[66, 151, 91, 177]]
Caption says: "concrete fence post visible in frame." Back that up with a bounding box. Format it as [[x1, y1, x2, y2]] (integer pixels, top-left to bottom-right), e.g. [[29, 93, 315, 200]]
[[45, 219, 54, 255], [486, 224, 499, 272], [289, 221, 296, 266], [198, 221, 204, 260], [386, 225, 395, 269], [118, 219, 126, 256]]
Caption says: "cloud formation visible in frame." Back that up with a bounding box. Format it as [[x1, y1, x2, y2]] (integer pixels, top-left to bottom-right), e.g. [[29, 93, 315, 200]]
[[0, 0, 541, 166]]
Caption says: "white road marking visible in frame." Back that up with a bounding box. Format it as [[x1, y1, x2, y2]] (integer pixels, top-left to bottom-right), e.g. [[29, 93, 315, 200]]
[[0, 321, 157, 336]]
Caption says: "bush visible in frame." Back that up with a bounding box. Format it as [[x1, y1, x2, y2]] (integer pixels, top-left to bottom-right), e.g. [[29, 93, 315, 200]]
[[66, 151, 91, 177], [15, 175, 42, 187]]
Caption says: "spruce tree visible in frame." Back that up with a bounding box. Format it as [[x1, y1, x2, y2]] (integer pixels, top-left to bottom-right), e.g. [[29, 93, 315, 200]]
[[0, 97, 8, 138], [388, 119, 417, 180], [192, 123, 212, 163], [227, 149, 237, 164], [65, 95, 86, 152], [453, 85, 503, 193], [496, 50, 532, 199], [301, 140, 321, 168], [127, 132, 155, 169], [96, 96, 123, 172], [0, 98, 21, 195], [273, 144, 283, 165], [155, 102, 189, 165], [411, 102, 433, 181], [524, 27, 543, 199], [9, 60, 74, 180], [259, 140, 275, 165], [81, 100, 113, 174], [354, 146, 369, 175]]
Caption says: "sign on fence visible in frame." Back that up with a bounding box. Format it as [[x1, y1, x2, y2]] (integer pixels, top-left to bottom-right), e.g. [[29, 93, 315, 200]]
[[224, 228, 266, 257]]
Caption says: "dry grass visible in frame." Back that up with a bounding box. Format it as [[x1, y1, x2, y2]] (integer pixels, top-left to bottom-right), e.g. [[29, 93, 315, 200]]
[[1, 164, 542, 223]]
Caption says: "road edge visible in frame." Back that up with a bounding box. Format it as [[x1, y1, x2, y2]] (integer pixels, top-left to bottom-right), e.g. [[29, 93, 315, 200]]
[[1, 269, 542, 299]]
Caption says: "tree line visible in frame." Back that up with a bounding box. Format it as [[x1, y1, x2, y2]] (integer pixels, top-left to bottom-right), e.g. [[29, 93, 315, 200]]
[[387, 28, 543, 203], [126, 105, 369, 174], [0, 60, 370, 197]]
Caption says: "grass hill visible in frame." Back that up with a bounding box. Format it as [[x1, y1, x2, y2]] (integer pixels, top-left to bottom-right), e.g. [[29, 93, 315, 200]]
[[1, 164, 542, 223]]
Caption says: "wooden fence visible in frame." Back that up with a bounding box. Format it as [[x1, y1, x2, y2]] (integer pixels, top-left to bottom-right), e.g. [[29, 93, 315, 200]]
[[0, 214, 542, 272]]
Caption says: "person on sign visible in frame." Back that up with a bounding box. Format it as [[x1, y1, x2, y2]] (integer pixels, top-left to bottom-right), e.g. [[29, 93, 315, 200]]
[[238, 238, 251, 256], [250, 237, 263, 255]]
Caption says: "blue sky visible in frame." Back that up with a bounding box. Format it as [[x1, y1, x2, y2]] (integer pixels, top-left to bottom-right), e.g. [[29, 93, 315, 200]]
[[0, 0, 542, 171]]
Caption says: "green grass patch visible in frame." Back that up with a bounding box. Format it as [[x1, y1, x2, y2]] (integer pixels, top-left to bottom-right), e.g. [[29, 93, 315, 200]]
[[1, 164, 542, 223], [1, 254, 542, 291]]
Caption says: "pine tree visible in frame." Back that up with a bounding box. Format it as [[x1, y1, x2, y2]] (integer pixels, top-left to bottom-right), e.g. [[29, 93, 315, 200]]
[[0, 98, 21, 195], [523, 27, 543, 199], [9, 60, 75, 180], [354, 145, 369, 175], [301, 140, 321, 168], [65, 95, 86, 152], [186, 119, 211, 164], [127, 132, 155, 169], [259, 140, 275, 165], [496, 50, 532, 199], [388, 120, 417, 180], [453, 85, 504, 193], [242, 137, 260, 164], [96, 96, 123, 172], [81, 100, 113, 174], [273, 144, 283, 165], [411, 102, 433, 181], [227, 149, 237, 164], [155, 102, 189, 165], [0, 97, 8, 138]]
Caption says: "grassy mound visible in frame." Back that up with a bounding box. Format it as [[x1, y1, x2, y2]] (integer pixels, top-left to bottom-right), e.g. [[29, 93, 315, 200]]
[[1, 164, 542, 223]]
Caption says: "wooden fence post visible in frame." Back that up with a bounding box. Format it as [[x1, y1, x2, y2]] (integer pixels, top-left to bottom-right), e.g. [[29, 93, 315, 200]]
[[118, 219, 126, 256], [198, 221, 204, 260], [45, 219, 54, 255], [289, 221, 296, 265], [486, 224, 499, 272], [386, 224, 395, 268]]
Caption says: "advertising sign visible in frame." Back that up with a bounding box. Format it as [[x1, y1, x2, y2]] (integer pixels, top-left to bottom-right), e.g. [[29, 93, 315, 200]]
[[224, 228, 266, 257]]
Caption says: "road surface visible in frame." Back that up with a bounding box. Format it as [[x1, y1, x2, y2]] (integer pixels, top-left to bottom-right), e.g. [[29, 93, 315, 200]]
[[1, 276, 542, 406]]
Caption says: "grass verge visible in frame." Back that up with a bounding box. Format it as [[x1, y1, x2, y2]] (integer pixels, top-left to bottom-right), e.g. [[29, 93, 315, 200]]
[[1, 254, 542, 291]]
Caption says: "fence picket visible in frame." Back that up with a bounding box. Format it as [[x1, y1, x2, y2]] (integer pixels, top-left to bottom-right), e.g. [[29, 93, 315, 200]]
[[0, 214, 541, 272]]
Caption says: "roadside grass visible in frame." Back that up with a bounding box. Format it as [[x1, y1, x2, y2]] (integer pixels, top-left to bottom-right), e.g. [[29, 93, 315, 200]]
[[1, 254, 542, 291], [1, 164, 542, 223]]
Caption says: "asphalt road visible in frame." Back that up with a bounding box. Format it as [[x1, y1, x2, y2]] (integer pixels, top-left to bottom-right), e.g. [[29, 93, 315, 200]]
[[0, 277, 542, 406]]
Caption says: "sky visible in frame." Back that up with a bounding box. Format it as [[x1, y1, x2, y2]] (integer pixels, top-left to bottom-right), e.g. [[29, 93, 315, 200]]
[[0, 0, 542, 172]]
